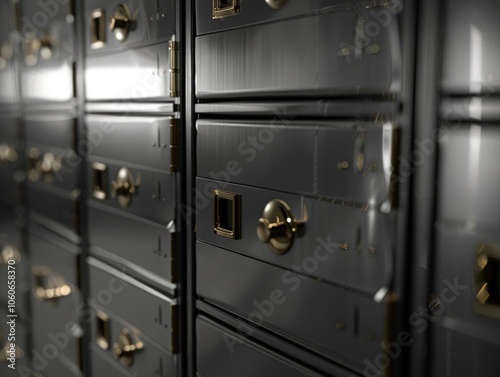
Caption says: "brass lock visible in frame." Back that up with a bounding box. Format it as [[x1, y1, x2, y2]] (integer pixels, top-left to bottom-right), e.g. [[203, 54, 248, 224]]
[[0, 245, 21, 265], [257, 199, 305, 255], [109, 4, 135, 42], [113, 328, 144, 367], [265, 0, 289, 9], [0, 144, 18, 163], [32, 266, 72, 300], [111, 168, 140, 208]]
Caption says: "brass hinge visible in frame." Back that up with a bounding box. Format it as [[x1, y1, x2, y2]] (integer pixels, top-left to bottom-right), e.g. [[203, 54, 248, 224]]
[[169, 118, 181, 173], [168, 40, 179, 98], [170, 231, 178, 283]]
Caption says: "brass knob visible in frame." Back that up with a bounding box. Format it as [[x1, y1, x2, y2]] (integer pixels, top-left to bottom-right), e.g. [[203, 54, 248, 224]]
[[32, 266, 72, 300], [0, 245, 21, 265], [113, 328, 144, 367], [257, 199, 304, 255], [265, 0, 289, 9], [111, 168, 140, 208], [109, 4, 135, 42], [0, 144, 18, 163]]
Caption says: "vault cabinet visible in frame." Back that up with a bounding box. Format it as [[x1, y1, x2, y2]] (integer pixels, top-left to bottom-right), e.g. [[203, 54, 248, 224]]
[[194, 1, 414, 376], [0, 0, 30, 375], [430, 1, 500, 376], [83, 0, 183, 375]]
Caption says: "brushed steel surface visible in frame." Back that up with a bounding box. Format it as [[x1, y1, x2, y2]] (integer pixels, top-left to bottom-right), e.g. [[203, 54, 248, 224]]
[[438, 124, 500, 228], [197, 120, 397, 206], [86, 115, 172, 172], [197, 316, 322, 377], [88, 202, 176, 289], [196, 241, 392, 375], [196, 5, 402, 98], [25, 114, 77, 151], [441, 0, 500, 94]]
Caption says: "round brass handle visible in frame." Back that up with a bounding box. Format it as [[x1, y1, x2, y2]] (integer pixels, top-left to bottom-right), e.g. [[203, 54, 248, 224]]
[[32, 266, 72, 300], [113, 328, 144, 367], [265, 0, 289, 9], [109, 4, 136, 42], [257, 199, 304, 255], [111, 168, 140, 208]]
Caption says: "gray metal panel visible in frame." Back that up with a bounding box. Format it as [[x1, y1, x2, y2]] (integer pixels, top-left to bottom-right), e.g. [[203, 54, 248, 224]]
[[437, 124, 500, 228], [86, 162, 175, 224], [29, 232, 82, 368], [195, 5, 401, 98], [20, 1, 76, 104], [86, 115, 171, 172], [431, 324, 500, 377], [197, 316, 322, 377], [0, 1, 18, 106], [0, 163, 21, 207], [196, 179, 392, 297], [88, 202, 176, 290], [197, 120, 396, 206], [26, 183, 81, 241], [88, 257, 177, 353], [85, 102, 175, 115], [24, 114, 77, 151], [0, 113, 19, 143], [441, 0, 500, 95], [196, 241, 393, 376], [441, 97, 500, 123]]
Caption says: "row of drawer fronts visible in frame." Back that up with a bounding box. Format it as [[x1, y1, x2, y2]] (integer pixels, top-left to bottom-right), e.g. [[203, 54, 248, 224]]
[[438, 124, 500, 228], [87, 161, 175, 224], [197, 316, 322, 377], [197, 178, 393, 297], [197, 120, 398, 207], [88, 203, 178, 286], [196, 241, 394, 376], [195, 5, 401, 98], [88, 258, 178, 355]]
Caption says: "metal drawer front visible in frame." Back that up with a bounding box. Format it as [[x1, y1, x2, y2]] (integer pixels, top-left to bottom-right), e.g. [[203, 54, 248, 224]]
[[196, 242, 392, 376], [442, 0, 500, 95], [25, 114, 77, 151], [197, 179, 391, 296], [0, 2, 18, 106], [0, 113, 19, 142], [20, 1, 75, 104], [88, 258, 178, 354], [30, 231, 82, 366], [88, 203, 177, 287], [431, 325, 500, 377], [0, 163, 21, 207], [87, 162, 175, 224], [438, 124, 500, 228], [197, 316, 322, 377], [84, 0, 178, 103], [86, 115, 172, 171], [197, 120, 397, 206], [26, 183, 81, 242], [195, 5, 401, 98]]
